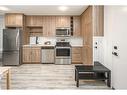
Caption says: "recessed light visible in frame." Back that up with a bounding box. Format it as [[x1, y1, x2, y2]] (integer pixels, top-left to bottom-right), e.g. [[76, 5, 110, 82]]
[[0, 6, 9, 11], [59, 6, 68, 11]]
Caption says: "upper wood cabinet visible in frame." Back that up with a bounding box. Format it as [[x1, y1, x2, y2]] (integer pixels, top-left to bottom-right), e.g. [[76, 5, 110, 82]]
[[73, 16, 81, 36], [93, 6, 104, 36], [25, 16, 71, 37], [5, 13, 24, 27], [26, 16, 43, 26], [42, 16, 56, 36], [56, 16, 70, 27]]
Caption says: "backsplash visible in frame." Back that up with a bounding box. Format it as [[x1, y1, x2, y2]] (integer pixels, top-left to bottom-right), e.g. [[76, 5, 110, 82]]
[[70, 37, 83, 47], [29, 36, 83, 46], [30, 37, 56, 45]]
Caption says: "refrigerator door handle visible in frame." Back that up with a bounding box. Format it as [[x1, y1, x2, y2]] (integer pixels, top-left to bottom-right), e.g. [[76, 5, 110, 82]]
[[16, 30, 19, 48]]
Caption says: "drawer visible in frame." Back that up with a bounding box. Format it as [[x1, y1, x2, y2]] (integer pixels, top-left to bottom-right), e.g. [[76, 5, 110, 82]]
[[72, 54, 82, 61], [72, 47, 82, 54]]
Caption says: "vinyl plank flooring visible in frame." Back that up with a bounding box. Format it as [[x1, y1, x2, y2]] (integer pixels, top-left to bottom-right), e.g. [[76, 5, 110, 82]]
[[0, 64, 111, 89]]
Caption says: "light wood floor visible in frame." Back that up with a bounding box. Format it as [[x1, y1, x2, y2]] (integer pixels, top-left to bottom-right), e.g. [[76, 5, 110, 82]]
[[1, 64, 111, 89]]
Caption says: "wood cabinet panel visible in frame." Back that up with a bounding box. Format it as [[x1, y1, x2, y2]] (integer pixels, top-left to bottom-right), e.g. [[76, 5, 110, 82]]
[[72, 47, 82, 63], [5, 13, 24, 27], [22, 46, 41, 63], [73, 16, 81, 36], [42, 16, 56, 36], [31, 47, 41, 63], [93, 6, 104, 36], [56, 16, 70, 27], [82, 46, 93, 65], [72, 54, 82, 63], [81, 6, 93, 65], [72, 48, 81, 54], [26, 16, 43, 26], [22, 47, 31, 63]]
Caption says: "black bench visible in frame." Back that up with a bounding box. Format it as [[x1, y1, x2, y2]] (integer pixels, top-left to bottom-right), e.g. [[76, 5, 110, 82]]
[[75, 62, 111, 87]]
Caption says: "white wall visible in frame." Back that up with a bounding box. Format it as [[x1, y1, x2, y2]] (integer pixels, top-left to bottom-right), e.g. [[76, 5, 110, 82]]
[[104, 6, 127, 89], [103, 6, 113, 70], [0, 15, 4, 52]]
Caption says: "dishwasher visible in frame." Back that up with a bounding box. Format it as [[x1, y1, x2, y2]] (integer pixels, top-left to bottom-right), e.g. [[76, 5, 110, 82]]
[[41, 47, 55, 64]]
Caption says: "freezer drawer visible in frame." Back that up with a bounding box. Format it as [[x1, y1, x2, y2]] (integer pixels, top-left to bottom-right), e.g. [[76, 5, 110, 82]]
[[41, 48, 55, 63], [3, 51, 20, 66]]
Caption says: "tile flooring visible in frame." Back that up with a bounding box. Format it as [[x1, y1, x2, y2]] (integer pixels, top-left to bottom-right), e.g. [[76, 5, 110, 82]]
[[1, 64, 111, 90]]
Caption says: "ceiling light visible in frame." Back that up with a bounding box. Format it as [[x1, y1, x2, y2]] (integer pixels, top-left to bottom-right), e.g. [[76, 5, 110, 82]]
[[59, 6, 68, 11], [0, 6, 9, 11]]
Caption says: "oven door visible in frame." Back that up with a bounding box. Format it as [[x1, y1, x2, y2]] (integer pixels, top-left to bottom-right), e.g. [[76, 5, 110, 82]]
[[55, 47, 71, 58]]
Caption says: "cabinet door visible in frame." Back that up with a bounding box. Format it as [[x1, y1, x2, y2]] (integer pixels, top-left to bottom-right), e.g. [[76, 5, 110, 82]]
[[56, 16, 70, 27], [5, 14, 16, 27], [49, 16, 56, 36], [81, 6, 93, 65], [93, 6, 104, 36], [31, 47, 41, 63], [42, 16, 56, 36], [15, 14, 23, 26], [22, 47, 31, 63], [5, 14, 23, 27], [72, 47, 82, 63], [73, 16, 81, 36], [82, 46, 93, 65], [26, 16, 42, 26], [42, 16, 49, 36]]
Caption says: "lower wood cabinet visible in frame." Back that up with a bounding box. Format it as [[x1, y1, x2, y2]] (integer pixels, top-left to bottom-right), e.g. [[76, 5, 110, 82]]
[[22, 47, 31, 63], [72, 47, 82, 64], [22, 46, 41, 63]]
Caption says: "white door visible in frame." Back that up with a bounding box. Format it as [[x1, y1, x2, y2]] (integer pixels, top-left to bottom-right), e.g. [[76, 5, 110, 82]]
[[106, 6, 127, 89], [93, 37, 104, 64]]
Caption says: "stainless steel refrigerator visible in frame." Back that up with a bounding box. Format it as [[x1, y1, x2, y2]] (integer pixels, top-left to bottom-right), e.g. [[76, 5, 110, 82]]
[[3, 29, 22, 66]]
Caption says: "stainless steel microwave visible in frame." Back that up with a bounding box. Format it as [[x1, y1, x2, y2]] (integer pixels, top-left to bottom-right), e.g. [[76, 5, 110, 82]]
[[56, 27, 71, 37]]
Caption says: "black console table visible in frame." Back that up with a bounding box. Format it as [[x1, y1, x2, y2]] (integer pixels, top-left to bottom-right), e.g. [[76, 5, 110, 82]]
[[75, 62, 111, 87]]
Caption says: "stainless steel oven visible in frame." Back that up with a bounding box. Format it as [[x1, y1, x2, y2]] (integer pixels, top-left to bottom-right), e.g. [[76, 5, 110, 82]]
[[55, 42, 71, 64], [55, 47, 71, 58]]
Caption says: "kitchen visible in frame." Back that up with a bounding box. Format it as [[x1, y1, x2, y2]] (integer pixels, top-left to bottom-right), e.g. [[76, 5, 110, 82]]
[[2, 6, 107, 89], [2, 5, 100, 66], [0, 5, 106, 89], [1, 5, 127, 90]]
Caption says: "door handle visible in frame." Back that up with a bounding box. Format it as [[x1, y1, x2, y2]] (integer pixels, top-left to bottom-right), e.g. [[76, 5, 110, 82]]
[[112, 52, 118, 56], [16, 30, 19, 48]]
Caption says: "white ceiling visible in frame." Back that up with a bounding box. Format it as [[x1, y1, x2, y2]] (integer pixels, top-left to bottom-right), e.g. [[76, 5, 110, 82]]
[[0, 5, 88, 15]]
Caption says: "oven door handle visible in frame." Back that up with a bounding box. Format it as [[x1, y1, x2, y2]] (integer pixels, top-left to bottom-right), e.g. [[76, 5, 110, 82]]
[[55, 47, 71, 49]]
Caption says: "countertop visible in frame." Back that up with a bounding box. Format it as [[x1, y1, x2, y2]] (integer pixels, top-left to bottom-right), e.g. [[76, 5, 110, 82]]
[[23, 44, 55, 48], [71, 45, 83, 47], [23, 44, 83, 48]]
